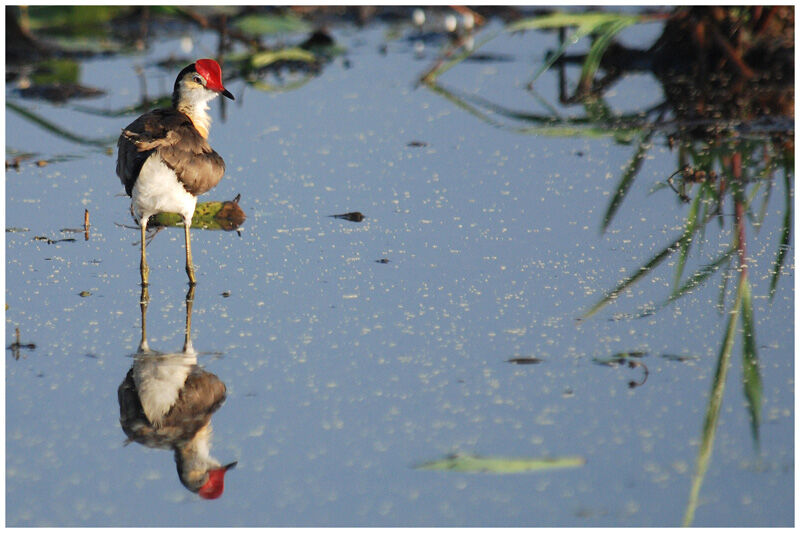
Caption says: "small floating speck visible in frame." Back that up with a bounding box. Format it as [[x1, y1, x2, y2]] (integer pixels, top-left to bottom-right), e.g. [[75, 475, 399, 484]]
[[375, 258, 390, 264], [407, 140, 428, 147], [661, 353, 699, 362], [221, 291, 231, 297], [79, 291, 91, 297]]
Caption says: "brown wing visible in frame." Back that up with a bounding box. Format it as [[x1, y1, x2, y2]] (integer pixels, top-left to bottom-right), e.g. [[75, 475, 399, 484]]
[[118, 367, 180, 449], [160, 367, 227, 429], [118, 365, 226, 448], [116, 108, 226, 197]]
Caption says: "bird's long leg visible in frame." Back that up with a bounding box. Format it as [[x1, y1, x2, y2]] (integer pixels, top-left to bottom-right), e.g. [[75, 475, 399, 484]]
[[184, 218, 196, 285], [138, 284, 150, 352], [183, 285, 196, 354], [140, 218, 150, 286]]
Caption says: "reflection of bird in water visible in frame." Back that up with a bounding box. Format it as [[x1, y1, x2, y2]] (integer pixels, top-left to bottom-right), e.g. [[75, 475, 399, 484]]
[[116, 59, 234, 286], [118, 286, 236, 499]]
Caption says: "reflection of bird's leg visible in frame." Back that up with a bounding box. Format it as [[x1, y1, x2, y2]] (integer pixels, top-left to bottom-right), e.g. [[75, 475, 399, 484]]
[[183, 285, 196, 355], [140, 216, 150, 286], [184, 217, 196, 286], [138, 285, 150, 353]]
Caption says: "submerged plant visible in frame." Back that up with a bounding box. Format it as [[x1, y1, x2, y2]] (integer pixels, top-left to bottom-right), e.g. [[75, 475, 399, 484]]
[[418, 7, 793, 526]]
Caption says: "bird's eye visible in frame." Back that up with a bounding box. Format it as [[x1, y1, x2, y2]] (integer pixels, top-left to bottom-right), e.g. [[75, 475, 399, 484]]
[[193, 75, 204, 85]]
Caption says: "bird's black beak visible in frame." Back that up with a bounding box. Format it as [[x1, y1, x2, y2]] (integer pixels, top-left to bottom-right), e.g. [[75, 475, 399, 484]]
[[221, 88, 235, 101], [223, 461, 238, 471]]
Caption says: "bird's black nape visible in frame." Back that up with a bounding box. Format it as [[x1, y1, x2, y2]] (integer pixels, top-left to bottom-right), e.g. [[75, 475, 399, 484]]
[[171, 63, 199, 108]]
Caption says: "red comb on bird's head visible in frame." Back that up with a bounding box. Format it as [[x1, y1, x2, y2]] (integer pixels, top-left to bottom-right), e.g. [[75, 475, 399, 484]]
[[197, 461, 237, 500], [194, 59, 223, 90], [194, 59, 234, 100]]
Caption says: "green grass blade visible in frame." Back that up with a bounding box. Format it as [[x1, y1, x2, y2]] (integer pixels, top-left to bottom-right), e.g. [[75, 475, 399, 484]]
[[754, 166, 775, 229], [601, 129, 653, 233], [740, 278, 762, 447], [672, 247, 736, 302], [7, 100, 114, 148], [672, 189, 705, 295], [507, 12, 644, 87], [683, 275, 745, 526], [717, 262, 733, 314], [506, 11, 642, 33], [769, 169, 792, 298], [422, 29, 502, 84], [577, 19, 633, 93], [581, 232, 684, 319], [632, 245, 736, 318], [528, 25, 592, 86]]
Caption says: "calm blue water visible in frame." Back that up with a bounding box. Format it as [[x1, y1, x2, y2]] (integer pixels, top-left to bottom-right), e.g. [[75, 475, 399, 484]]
[[5, 16, 794, 526]]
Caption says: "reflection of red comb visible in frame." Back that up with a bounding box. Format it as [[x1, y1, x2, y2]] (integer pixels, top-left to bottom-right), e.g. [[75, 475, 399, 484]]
[[198, 461, 237, 500], [194, 59, 226, 92]]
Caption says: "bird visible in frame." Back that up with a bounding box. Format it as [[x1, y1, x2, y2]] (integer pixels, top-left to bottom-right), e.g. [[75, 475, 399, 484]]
[[116, 59, 234, 286], [118, 286, 237, 499]]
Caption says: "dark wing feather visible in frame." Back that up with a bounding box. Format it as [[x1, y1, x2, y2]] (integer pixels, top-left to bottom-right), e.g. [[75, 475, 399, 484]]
[[116, 108, 226, 197]]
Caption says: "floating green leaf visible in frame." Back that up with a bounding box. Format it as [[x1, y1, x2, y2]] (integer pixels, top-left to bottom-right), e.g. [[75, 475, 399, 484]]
[[31, 58, 79, 85], [150, 197, 246, 231], [415, 453, 585, 474], [233, 13, 310, 36], [249, 47, 317, 68]]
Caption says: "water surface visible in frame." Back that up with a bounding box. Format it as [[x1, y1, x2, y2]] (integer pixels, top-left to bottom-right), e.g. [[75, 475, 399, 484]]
[[5, 15, 794, 527]]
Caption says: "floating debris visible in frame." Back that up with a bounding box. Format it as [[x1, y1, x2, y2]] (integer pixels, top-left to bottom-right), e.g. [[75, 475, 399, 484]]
[[221, 291, 231, 298], [78, 291, 91, 297], [407, 140, 428, 147], [33, 236, 77, 244], [300, 29, 335, 50], [415, 453, 586, 474], [592, 351, 649, 388], [661, 353, 700, 362], [60, 210, 90, 240], [6, 153, 33, 169], [8, 327, 36, 360], [330, 211, 365, 222], [375, 258, 390, 264], [506, 357, 543, 365], [18, 82, 105, 103]]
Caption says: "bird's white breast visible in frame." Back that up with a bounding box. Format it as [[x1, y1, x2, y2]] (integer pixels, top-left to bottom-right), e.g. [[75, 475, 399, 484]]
[[133, 354, 197, 428], [131, 154, 197, 223]]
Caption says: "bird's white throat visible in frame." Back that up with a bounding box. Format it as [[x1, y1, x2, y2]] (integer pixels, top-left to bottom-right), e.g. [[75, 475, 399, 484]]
[[176, 81, 220, 139]]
